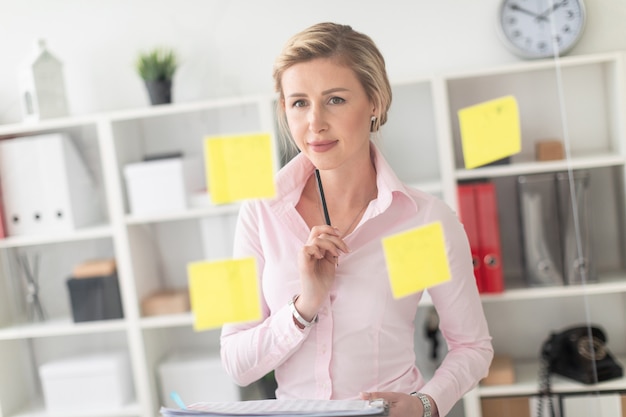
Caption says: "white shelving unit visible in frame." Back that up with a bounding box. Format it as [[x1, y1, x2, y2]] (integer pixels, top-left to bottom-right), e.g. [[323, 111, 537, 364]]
[[0, 96, 279, 417], [449, 53, 626, 416], [0, 51, 625, 417]]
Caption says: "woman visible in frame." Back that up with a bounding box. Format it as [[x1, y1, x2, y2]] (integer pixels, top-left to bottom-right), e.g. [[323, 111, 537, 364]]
[[220, 22, 493, 417]]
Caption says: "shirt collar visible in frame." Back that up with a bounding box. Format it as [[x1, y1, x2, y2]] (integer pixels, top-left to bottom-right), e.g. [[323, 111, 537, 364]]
[[269, 142, 418, 216]]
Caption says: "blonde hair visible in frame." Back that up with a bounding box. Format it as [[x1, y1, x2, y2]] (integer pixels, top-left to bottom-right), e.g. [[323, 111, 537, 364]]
[[273, 22, 392, 154]]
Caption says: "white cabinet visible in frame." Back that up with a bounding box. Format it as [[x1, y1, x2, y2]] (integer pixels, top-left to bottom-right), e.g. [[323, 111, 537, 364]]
[[0, 52, 625, 417]]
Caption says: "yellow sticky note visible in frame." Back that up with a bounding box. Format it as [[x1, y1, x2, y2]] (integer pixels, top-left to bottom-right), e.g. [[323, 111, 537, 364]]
[[458, 95, 521, 169], [382, 222, 451, 298], [188, 257, 261, 331], [204, 133, 276, 204]]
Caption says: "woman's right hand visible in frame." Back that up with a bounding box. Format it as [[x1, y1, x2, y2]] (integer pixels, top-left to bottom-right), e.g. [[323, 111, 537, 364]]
[[295, 225, 349, 320]]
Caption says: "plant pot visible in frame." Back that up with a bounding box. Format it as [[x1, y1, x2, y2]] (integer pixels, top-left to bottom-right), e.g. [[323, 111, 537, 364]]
[[144, 79, 172, 105]]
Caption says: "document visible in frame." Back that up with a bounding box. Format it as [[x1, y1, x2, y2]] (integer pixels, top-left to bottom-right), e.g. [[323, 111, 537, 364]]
[[160, 399, 388, 417]]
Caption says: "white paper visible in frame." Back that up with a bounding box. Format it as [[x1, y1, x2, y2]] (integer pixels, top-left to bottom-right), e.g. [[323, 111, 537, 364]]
[[160, 399, 388, 417]]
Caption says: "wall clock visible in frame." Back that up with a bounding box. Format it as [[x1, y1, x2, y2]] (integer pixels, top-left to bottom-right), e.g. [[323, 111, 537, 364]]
[[498, 0, 587, 59]]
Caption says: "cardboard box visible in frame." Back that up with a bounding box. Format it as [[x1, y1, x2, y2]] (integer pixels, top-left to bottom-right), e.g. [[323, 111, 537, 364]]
[[535, 140, 564, 161], [72, 258, 117, 278], [481, 397, 529, 417], [158, 349, 240, 407], [123, 157, 204, 215], [141, 289, 190, 316], [481, 355, 515, 386], [39, 351, 133, 413]]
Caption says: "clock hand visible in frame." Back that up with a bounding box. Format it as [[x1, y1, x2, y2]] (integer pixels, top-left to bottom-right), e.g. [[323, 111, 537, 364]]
[[509, 3, 539, 17], [538, 0, 567, 19], [509, 3, 549, 21]]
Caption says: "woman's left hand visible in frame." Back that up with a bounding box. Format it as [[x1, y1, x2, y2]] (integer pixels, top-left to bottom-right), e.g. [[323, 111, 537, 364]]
[[360, 391, 433, 417]]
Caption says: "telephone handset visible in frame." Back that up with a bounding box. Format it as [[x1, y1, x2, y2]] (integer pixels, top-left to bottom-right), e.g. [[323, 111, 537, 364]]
[[537, 325, 624, 417]]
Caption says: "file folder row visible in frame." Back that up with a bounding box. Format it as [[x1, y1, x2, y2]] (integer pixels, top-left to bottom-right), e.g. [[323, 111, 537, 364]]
[[457, 170, 595, 292]]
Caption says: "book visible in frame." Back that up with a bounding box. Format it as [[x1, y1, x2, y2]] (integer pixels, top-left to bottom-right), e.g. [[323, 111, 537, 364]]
[[160, 399, 388, 417]]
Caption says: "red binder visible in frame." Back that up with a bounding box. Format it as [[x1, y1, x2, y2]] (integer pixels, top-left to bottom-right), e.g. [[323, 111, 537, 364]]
[[457, 183, 485, 292], [474, 182, 504, 293], [456, 181, 504, 294]]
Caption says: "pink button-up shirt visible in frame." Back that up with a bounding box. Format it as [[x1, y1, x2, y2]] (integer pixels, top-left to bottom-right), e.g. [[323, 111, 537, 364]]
[[220, 144, 493, 416]]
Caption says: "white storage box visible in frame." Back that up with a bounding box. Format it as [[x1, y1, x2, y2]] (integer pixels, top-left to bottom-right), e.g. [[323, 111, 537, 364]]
[[39, 351, 134, 414], [158, 349, 240, 407], [124, 157, 204, 215], [0, 133, 102, 236]]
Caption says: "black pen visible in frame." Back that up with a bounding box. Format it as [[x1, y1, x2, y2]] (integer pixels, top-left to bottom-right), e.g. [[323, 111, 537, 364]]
[[314, 169, 332, 226], [314, 168, 338, 266]]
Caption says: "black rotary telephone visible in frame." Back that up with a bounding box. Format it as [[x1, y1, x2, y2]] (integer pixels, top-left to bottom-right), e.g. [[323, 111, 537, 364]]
[[537, 325, 623, 417]]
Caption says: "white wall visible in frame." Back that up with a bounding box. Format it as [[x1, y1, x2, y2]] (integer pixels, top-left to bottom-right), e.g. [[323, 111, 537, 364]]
[[1, 0, 626, 125]]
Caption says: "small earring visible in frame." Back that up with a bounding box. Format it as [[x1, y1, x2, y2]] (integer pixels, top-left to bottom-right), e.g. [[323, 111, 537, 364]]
[[370, 116, 377, 132]]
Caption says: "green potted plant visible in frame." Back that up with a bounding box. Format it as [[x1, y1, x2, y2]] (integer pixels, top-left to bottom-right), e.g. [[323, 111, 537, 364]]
[[135, 47, 178, 105]]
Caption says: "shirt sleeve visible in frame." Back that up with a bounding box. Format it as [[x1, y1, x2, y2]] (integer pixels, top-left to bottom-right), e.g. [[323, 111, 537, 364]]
[[418, 200, 494, 416], [220, 201, 312, 386]]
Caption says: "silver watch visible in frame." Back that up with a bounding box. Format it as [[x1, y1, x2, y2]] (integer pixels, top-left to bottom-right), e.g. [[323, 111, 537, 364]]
[[411, 392, 432, 417]]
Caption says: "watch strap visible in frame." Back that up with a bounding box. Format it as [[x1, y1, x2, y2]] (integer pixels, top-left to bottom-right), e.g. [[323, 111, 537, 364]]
[[289, 295, 318, 328], [410, 392, 432, 417]]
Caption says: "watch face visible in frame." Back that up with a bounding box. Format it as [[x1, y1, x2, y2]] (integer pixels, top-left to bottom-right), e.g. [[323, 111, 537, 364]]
[[499, 0, 586, 59]]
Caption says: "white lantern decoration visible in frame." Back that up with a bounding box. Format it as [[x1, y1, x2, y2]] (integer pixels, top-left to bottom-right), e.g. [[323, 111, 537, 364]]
[[18, 39, 69, 122]]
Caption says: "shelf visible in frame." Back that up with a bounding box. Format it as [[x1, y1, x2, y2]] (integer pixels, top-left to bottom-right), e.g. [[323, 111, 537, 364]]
[[455, 153, 625, 180], [480, 274, 626, 303], [478, 356, 626, 398], [0, 115, 100, 137], [0, 225, 113, 249], [11, 399, 141, 417], [444, 51, 621, 81], [420, 275, 626, 306], [125, 204, 241, 225], [139, 312, 193, 329], [0, 317, 127, 340], [107, 94, 273, 122]]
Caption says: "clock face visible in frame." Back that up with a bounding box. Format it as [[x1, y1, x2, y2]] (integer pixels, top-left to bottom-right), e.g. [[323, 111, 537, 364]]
[[498, 0, 586, 59]]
